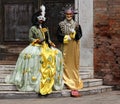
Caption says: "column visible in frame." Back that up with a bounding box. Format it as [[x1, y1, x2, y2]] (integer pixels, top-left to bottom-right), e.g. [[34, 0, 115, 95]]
[[75, 0, 94, 78]]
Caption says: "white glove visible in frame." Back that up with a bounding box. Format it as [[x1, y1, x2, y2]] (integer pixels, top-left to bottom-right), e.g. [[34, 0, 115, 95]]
[[69, 28, 75, 33], [68, 35, 71, 40]]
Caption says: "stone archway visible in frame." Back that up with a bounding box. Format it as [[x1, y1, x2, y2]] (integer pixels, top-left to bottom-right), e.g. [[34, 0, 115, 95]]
[[75, 0, 94, 78]]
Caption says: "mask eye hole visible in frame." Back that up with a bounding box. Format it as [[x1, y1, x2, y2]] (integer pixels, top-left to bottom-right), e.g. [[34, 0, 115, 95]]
[[66, 13, 73, 15]]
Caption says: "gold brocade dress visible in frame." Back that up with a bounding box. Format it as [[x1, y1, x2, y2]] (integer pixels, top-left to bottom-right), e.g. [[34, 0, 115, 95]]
[[63, 40, 83, 90], [58, 19, 83, 90], [39, 42, 57, 95]]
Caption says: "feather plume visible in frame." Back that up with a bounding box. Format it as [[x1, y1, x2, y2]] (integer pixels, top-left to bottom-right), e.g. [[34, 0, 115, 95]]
[[40, 5, 46, 17]]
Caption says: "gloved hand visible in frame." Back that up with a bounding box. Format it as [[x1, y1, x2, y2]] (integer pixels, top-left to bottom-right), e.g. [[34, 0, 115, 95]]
[[37, 39, 45, 44], [67, 35, 71, 40], [49, 41, 56, 48], [64, 35, 71, 44], [69, 28, 76, 39], [69, 28, 75, 33]]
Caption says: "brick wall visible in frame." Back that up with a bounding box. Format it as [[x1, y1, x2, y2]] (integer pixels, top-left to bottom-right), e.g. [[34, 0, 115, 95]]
[[94, 0, 120, 87]]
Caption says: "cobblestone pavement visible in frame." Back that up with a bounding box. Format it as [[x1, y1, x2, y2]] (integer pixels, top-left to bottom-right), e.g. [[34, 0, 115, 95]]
[[0, 91, 120, 104]]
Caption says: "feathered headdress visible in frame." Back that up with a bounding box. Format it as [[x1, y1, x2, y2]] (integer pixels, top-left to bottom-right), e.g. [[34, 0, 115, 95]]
[[37, 5, 46, 21], [60, 4, 78, 16], [40, 5, 46, 17]]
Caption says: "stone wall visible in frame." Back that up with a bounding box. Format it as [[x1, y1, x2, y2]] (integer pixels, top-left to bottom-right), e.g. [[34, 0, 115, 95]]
[[94, 0, 120, 87]]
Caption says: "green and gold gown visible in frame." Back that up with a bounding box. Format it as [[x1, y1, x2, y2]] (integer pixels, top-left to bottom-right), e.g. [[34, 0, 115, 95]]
[[5, 26, 64, 95]]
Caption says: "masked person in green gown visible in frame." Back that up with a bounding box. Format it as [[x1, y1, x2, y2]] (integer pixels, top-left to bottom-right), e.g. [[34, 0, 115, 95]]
[[5, 5, 64, 95]]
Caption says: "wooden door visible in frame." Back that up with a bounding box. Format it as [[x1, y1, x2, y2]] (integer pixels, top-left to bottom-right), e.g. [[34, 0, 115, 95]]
[[42, 0, 74, 46], [1, 0, 39, 44]]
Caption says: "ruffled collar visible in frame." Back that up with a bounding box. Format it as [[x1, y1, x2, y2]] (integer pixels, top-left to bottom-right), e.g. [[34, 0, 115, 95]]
[[64, 19, 74, 26]]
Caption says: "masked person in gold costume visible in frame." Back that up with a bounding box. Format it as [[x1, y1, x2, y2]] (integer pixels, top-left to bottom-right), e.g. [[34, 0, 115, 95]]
[[56, 4, 83, 97]]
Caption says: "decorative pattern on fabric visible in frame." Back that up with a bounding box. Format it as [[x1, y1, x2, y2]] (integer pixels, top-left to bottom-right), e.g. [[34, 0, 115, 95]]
[[39, 43, 57, 95], [5, 26, 64, 94], [59, 19, 76, 35]]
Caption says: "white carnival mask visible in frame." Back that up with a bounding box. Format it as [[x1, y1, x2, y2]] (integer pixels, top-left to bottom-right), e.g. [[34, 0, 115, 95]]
[[37, 15, 46, 21]]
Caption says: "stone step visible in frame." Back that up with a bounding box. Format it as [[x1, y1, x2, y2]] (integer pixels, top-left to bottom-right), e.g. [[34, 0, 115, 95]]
[[0, 79, 103, 91], [0, 71, 91, 77], [0, 53, 18, 61], [0, 72, 91, 83], [0, 65, 15, 70], [0, 83, 17, 91], [0, 45, 25, 54], [0, 70, 90, 75], [83, 79, 103, 88], [0, 44, 25, 63], [80, 72, 91, 79], [0, 85, 113, 99], [0, 65, 91, 79], [0, 61, 16, 65]]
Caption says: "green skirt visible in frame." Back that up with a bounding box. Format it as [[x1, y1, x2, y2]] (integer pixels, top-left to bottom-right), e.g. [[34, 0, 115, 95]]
[[5, 43, 64, 95]]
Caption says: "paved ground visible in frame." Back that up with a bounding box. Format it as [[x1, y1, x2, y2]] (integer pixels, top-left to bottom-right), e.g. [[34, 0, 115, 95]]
[[0, 91, 120, 104]]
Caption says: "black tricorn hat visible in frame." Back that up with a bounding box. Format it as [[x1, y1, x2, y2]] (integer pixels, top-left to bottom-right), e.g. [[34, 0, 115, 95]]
[[31, 5, 46, 26], [31, 11, 41, 26]]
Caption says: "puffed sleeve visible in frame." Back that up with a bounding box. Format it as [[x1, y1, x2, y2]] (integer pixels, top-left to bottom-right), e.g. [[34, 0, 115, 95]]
[[29, 26, 36, 42], [56, 25, 64, 43], [75, 25, 82, 41]]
